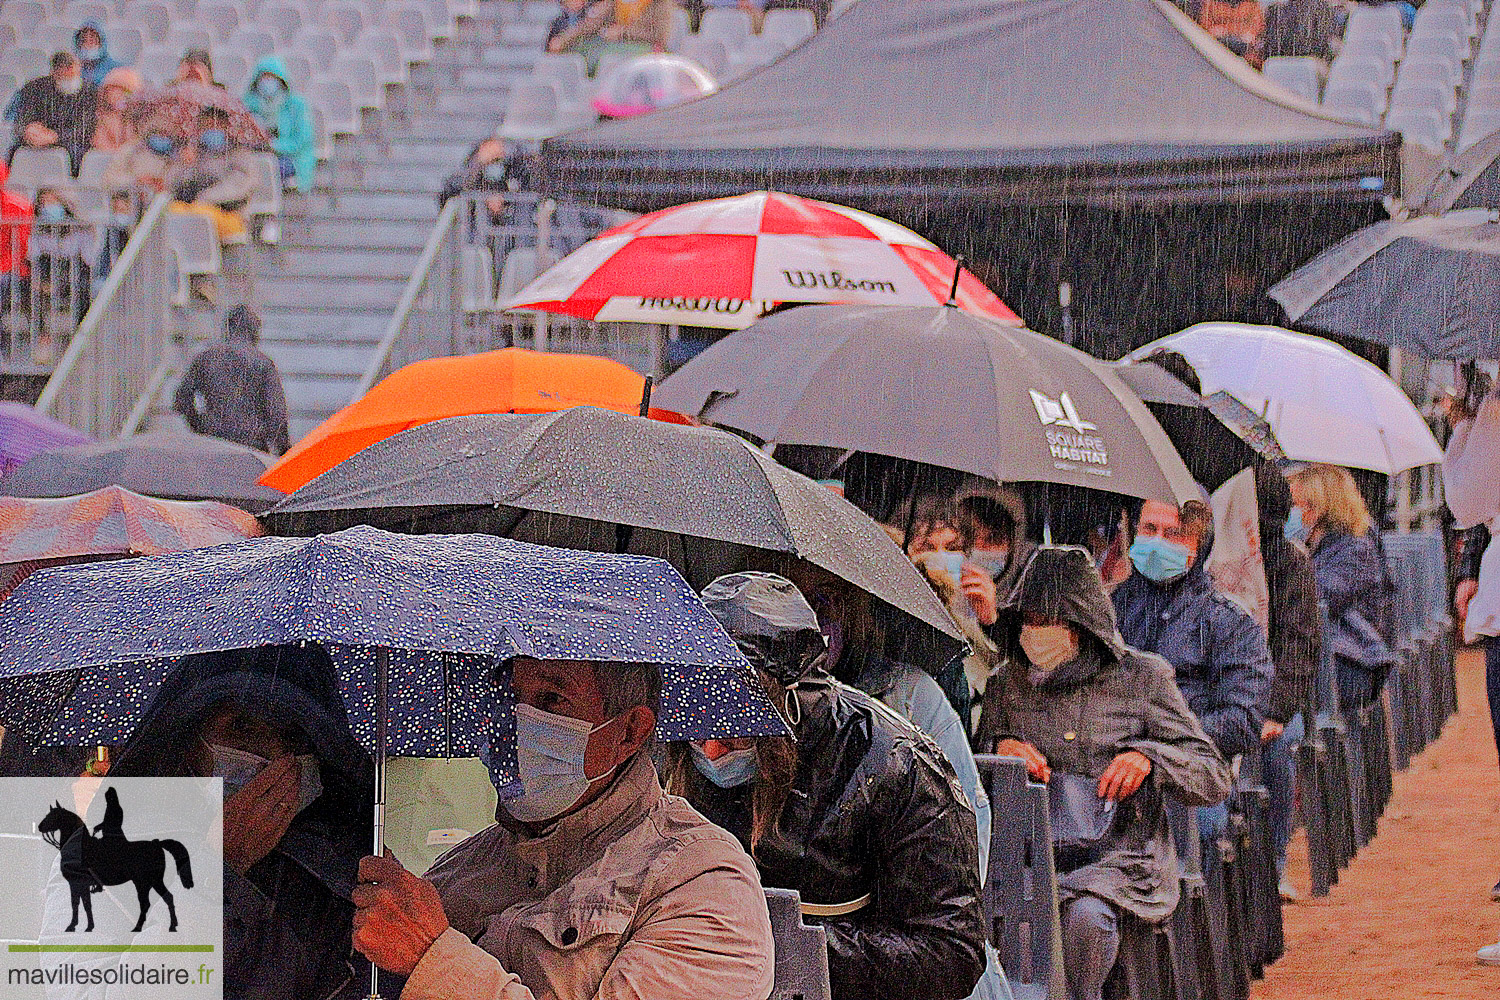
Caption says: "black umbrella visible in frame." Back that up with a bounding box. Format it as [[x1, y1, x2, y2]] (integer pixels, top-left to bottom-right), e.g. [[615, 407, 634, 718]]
[[0, 431, 284, 511], [1268, 210, 1500, 360], [1111, 360, 1284, 490], [262, 406, 964, 649], [652, 304, 1198, 504]]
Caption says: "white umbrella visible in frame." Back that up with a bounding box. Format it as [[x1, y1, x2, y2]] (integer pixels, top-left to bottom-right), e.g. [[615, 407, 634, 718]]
[[1124, 323, 1442, 475]]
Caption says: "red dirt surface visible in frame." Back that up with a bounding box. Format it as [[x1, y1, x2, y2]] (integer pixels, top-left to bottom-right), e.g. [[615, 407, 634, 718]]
[[1253, 648, 1500, 999]]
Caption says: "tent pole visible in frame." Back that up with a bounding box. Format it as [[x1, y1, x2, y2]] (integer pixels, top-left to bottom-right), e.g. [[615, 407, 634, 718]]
[[368, 646, 390, 1000]]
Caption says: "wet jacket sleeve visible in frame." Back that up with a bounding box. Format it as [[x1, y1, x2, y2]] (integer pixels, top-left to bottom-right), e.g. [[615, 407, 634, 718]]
[[1461, 526, 1490, 582], [821, 742, 986, 1000], [400, 928, 534, 1000], [1121, 655, 1232, 807], [1195, 601, 1274, 757], [1266, 548, 1321, 724], [172, 360, 204, 433], [199, 149, 259, 207], [258, 357, 290, 455], [1313, 537, 1384, 621]]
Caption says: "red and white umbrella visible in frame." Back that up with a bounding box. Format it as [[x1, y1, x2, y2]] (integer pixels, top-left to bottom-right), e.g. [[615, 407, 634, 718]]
[[502, 191, 1023, 329]]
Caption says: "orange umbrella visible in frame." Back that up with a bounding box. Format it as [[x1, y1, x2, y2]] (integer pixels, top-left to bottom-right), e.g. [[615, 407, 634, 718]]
[[261, 348, 684, 494]]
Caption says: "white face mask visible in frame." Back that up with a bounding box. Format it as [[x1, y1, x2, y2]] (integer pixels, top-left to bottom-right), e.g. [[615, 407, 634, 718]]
[[500, 704, 621, 824], [208, 743, 323, 813], [1018, 624, 1079, 675], [55, 75, 83, 95]]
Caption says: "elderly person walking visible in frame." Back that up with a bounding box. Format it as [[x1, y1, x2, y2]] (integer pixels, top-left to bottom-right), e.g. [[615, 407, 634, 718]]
[[668, 572, 992, 1000], [351, 655, 775, 1000], [980, 546, 1232, 1000]]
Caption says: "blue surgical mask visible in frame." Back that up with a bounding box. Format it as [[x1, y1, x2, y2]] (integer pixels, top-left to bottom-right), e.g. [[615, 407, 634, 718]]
[[1129, 534, 1192, 583], [255, 75, 283, 99], [198, 128, 228, 152], [689, 742, 759, 789], [500, 704, 621, 823], [37, 203, 66, 222], [146, 133, 175, 156], [1284, 506, 1307, 544], [968, 547, 1010, 579]]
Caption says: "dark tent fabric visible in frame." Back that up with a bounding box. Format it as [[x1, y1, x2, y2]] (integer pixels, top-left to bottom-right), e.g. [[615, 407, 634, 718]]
[[541, 0, 1399, 212], [1414, 131, 1500, 215]]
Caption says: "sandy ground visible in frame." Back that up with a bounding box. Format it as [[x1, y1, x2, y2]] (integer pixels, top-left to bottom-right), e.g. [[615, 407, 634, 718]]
[[1252, 647, 1500, 999]]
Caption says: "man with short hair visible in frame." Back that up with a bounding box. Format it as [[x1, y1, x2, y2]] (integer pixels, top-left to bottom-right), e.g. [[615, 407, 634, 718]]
[[352, 656, 776, 1000], [172, 304, 290, 455], [1111, 499, 1273, 838], [8, 52, 97, 173]]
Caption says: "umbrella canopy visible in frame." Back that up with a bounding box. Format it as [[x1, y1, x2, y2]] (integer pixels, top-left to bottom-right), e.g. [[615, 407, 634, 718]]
[[260, 348, 682, 494], [1111, 360, 1285, 490], [128, 81, 269, 146], [1125, 323, 1443, 475], [653, 304, 1198, 503], [263, 407, 964, 646], [1413, 130, 1500, 215], [502, 191, 1022, 330], [0, 525, 786, 762], [592, 53, 718, 119], [0, 485, 261, 598], [1268, 209, 1500, 360], [0, 431, 281, 510], [0, 402, 91, 476]]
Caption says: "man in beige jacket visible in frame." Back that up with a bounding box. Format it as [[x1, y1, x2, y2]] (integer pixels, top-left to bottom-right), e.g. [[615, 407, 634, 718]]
[[352, 656, 776, 1000]]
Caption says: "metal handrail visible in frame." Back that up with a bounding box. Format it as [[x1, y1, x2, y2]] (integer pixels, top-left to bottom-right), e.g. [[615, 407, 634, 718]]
[[356, 195, 461, 396], [34, 193, 173, 437]]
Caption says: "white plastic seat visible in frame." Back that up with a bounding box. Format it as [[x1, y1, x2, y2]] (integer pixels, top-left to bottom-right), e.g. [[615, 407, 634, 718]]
[[461, 244, 494, 312], [212, 48, 251, 93], [1328, 54, 1395, 90], [6, 146, 71, 195], [354, 25, 407, 84], [320, 0, 365, 45], [414, 0, 451, 39], [1390, 80, 1457, 115], [193, 0, 239, 39], [329, 52, 382, 109], [278, 50, 314, 91], [308, 76, 359, 136], [166, 210, 221, 304], [667, 5, 689, 51], [122, 1, 171, 43], [532, 52, 589, 107], [0, 48, 49, 85], [1404, 31, 1468, 64], [31, 21, 75, 54], [1385, 107, 1452, 148], [134, 44, 179, 85], [698, 7, 750, 50], [1396, 56, 1463, 88], [0, 24, 18, 51], [1337, 32, 1398, 65], [1469, 82, 1500, 111], [761, 8, 814, 49], [679, 34, 727, 78], [384, 3, 432, 63], [166, 23, 213, 53], [1323, 80, 1384, 123], [497, 79, 561, 140], [243, 151, 284, 225], [1411, 6, 1472, 41], [106, 25, 145, 65], [76, 148, 113, 187], [62, 1, 109, 26], [1474, 55, 1500, 83], [0, 0, 48, 34], [1459, 107, 1500, 148], [292, 25, 341, 67], [1263, 55, 1325, 102], [828, 0, 858, 17], [254, 0, 304, 43], [164, 0, 197, 21], [225, 26, 276, 60], [726, 34, 787, 79], [497, 246, 538, 301]]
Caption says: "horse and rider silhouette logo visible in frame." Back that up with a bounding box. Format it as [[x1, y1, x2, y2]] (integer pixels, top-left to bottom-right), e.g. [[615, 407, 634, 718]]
[[36, 787, 194, 934]]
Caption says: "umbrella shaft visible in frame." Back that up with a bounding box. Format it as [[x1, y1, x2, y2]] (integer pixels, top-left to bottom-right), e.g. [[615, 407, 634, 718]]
[[369, 647, 390, 1000]]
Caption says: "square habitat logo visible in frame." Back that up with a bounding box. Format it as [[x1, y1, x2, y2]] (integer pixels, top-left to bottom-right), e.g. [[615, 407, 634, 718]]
[[0, 778, 223, 1000]]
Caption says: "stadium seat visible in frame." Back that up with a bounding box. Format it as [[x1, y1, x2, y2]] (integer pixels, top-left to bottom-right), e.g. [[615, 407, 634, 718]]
[[1337, 31, 1398, 65], [1468, 82, 1500, 111], [292, 26, 342, 68], [1404, 31, 1469, 64], [355, 25, 408, 85], [761, 8, 815, 49], [6, 146, 72, 195], [828, 0, 859, 17], [243, 151, 284, 233], [667, 6, 689, 51], [1344, 7, 1405, 60], [163, 0, 198, 22], [0, 48, 49, 86], [594, 51, 631, 84], [698, 7, 751, 51], [76, 148, 113, 188], [321, 0, 365, 45], [330, 52, 382, 109], [256, 0, 305, 44], [385, 3, 433, 63], [497, 245, 539, 300], [166, 24, 213, 54], [413, 0, 451, 40], [1474, 54, 1500, 83], [309, 77, 359, 137], [0, 0, 48, 35], [1327, 53, 1395, 90], [1263, 56, 1325, 102], [125, 2, 172, 43], [764, 889, 833, 1000], [213, 48, 251, 93], [226, 26, 277, 60], [497, 79, 562, 140], [727, 34, 788, 78], [1322, 80, 1385, 123], [532, 52, 590, 115], [680, 34, 728, 79], [195, 0, 240, 40], [32, 21, 76, 55], [63, 1, 110, 26], [279, 50, 314, 91], [166, 209, 221, 305], [0, 24, 17, 52], [134, 44, 180, 85], [461, 244, 494, 312], [107, 25, 145, 65], [1390, 79, 1458, 115], [1386, 107, 1453, 148]]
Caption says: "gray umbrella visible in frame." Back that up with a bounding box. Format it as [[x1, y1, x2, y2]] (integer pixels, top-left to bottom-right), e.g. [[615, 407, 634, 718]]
[[1268, 210, 1500, 360], [652, 304, 1198, 504], [262, 406, 963, 646], [0, 431, 283, 511], [1413, 130, 1500, 215]]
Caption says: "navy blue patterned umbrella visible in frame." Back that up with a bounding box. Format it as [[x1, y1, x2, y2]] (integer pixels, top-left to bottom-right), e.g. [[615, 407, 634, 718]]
[[0, 524, 786, 997]]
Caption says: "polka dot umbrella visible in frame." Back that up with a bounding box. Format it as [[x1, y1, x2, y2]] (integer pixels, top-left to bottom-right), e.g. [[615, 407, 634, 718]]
[[0, 524, 786, 994]]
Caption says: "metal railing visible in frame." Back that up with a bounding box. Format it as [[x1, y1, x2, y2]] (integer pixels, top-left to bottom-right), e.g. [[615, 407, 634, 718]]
[[359, 191, 661, 398], [34, 194, 175, 439], [0, 214, 108, 375]]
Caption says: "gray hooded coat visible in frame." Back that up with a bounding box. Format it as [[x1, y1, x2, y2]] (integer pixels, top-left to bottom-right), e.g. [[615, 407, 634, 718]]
[[980, 546, 1231, 922]]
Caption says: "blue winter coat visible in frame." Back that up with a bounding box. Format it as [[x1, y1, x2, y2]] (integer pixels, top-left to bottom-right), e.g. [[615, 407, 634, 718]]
[[1311, 530, 1397, 684], [74, 21, 121, 87], [242, 56, 317, 192], [1112, 565, 1274, 758]]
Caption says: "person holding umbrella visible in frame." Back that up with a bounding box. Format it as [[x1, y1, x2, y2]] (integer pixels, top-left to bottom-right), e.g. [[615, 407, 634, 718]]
[[351, 655, 775, 999], [665, 572, 993, 1000]]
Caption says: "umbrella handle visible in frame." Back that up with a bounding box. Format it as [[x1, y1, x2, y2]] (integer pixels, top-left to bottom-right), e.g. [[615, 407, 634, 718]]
[[369, 647, 389, 1000]]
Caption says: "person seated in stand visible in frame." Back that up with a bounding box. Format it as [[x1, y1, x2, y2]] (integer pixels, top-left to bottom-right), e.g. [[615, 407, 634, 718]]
[[981, 546, 1231, 1000], [72, 21, 120, 87], [172, 49, 226, 92], [90, 67, 143, 154], [8, 52, 97, 174], [666, 572, 992, 1000], [164, 105, 260, 300], [243, 57, 316, 195], [1197, 0, 1267, 66], [545, 0, 600, 51], [111, 645, 374, 1000], [351, 656, 775, 1000], [547, 0, 672, 73]]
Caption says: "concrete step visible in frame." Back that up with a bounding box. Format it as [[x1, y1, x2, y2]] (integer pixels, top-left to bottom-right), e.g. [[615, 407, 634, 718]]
[[453, 66, 526, 91], [353, 162, 455, 190], [260, 308, 391, 344], [283, 374, 363, 418], [274, 249, 423, 279], [282, 215, 440, 248], [296, 191, 440, 220], [435, 89, 508, 115], [256, 275, 407, 310], [263, 340, 377, 376]]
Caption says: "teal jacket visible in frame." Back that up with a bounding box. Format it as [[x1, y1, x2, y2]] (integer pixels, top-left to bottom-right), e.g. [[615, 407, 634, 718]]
[[242, 56, 316, 193]]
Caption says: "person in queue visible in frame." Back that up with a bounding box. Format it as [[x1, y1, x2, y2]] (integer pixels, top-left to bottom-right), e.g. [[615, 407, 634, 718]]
[[666, 571, 990, 1000], [111, 645, 374, 1000], [774, 557, 993, 881], [1285, 462, 1396, 711], [1110, 497, 1273, 841], [351, 656, 775, 1000], [1252, 461, 1323, 902], [981, 546, 1232, 1000]]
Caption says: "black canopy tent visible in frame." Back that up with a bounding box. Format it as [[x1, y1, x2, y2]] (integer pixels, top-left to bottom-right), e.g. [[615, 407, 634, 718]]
[[539, 0, 1401, 353]]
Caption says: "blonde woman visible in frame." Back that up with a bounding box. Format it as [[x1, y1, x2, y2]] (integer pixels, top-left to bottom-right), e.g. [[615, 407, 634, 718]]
[[1286, 463, 1396, 710]]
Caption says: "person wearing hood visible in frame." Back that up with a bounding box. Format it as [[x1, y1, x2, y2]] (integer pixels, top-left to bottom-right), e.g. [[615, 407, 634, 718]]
[[27, 185, 95, 331], [173, 49, 224, 90], [173, 304, 290, 455], [8, 52, 97, 174], [73, 22, 120, 87], [982, 546, 1232, 1000], [666, 572, 992, 1000], [956, 482, 1037, 612], [243, 57, 316, 194], [90, 66, 143, 153], [1251, 461, 1322, 901], [111, 644, 375, 1000], [1285, 462, 1397, 712]]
